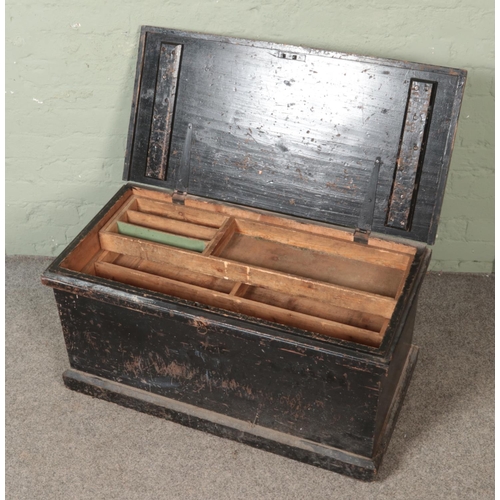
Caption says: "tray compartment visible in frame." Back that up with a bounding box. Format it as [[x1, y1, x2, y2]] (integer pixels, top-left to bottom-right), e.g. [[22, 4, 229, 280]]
[[94, 259, 383, 347], [60, 188, 416, 348], [218, 230, 406, 298], [104, 253, 236, 293], [116, 221, 207, 252], [125, 210, 218, 240], [236, 285, 386, 333]]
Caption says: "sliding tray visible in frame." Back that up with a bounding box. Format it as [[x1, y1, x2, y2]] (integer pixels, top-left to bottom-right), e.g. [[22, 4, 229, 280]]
[[64, 186, 418, 348], [42, 26, 465, 480]]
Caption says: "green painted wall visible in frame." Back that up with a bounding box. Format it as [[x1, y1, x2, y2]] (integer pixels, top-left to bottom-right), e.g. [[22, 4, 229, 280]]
[[6, 0, 494, 272]]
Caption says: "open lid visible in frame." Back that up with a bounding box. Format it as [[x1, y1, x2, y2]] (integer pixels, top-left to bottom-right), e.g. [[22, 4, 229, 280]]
[[124, 26, 466, 244]]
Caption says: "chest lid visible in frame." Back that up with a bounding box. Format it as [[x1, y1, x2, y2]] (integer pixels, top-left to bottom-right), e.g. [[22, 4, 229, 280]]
[[123, 26, 466, 244]]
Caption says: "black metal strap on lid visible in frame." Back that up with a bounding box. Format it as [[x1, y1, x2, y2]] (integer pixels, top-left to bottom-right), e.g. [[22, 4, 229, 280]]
[[354, 157, 381, 244], [172, 123, 193, 205]]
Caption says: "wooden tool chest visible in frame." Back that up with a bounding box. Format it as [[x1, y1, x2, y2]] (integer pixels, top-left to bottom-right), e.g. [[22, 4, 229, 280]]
[[42, 26, 466, 480]]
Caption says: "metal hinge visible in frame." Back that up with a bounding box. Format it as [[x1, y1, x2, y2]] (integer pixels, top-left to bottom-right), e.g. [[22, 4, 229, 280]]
[[172, 191, 186, 205], [276, 50, 306, 62], [354, 157, 381, 244], [173, 123, 193, 205]]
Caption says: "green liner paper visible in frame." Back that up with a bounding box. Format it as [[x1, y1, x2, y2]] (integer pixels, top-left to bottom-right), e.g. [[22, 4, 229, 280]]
[[117, 221, 206, 253]]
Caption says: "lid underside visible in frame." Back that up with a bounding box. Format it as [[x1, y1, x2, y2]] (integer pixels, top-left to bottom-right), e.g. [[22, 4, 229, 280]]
[[124, 27, 466, 244]]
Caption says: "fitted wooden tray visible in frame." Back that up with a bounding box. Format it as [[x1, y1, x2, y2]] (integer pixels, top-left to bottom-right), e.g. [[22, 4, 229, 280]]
[[60, 186, 416, 348]]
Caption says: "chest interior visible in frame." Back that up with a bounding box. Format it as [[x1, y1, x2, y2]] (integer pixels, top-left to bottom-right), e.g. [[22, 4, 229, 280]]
[[60, 186, 416, 349]]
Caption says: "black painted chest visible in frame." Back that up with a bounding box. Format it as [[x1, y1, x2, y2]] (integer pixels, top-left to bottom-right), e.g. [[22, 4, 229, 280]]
[[42, 26, 466, 480]]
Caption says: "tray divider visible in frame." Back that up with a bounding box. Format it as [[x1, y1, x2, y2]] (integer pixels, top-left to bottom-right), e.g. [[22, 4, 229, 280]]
[[229, 282, 250, 296], [202, 217, 237, 256], [80, 250, 119, 275]]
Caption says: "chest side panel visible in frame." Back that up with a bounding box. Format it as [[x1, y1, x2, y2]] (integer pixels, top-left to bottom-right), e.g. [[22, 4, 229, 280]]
[[55, 289, 386, 457]]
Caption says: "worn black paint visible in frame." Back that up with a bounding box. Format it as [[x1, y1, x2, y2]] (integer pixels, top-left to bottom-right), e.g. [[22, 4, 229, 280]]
[[386, 79, 435, 230], [145, 43, 182, 180], [63, 367, 398, 481], [124, 27, 466, 244], [56, 288, 384, 455], [62, 346, 417, 482]]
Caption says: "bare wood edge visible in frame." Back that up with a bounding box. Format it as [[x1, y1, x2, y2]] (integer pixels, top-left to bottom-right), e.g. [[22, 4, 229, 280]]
[[95, 261, 382, 348], [60, 190, 134, 272], [202, 217, 236, 256], [114, 254, 142, 268], [368, 237, 417, 256], [132, 186, 172, 203], [98, 232, 396, 318]]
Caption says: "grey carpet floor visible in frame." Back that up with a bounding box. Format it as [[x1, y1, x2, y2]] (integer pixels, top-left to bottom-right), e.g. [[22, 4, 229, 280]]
[[6, 256, 494, 500]]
